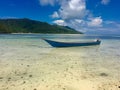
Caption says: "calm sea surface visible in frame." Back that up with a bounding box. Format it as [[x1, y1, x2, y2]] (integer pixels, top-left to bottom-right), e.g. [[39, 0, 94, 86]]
[[0, 34, 120, 56], [0, 34, 120, 63], [0, 34, 120, 90]]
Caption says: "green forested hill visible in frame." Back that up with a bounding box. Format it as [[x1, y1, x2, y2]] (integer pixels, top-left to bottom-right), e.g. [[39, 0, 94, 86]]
[[0, 18, 82, 34]]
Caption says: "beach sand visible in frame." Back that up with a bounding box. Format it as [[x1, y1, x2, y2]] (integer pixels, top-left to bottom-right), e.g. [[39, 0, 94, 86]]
[[0, 39, 120, 90]]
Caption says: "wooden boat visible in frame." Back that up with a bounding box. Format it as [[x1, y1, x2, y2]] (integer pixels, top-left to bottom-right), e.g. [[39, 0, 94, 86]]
[[43, 38, 101, 47]]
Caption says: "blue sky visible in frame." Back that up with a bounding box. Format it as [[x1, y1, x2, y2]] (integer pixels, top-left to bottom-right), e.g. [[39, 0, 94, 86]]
[[0, 0, 120, 34]]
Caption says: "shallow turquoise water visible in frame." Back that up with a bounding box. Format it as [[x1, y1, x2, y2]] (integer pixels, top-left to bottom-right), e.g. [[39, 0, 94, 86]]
[[0, 34, 120, 90], [0, 34, 120, 57], [0, 34, 120, 72], [0, 34, 120, 58]]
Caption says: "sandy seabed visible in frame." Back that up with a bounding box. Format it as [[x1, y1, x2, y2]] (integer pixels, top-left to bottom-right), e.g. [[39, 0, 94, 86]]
[[0, 39, 120, 90]]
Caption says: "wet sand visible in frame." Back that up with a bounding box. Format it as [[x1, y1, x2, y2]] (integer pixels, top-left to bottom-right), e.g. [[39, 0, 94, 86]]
[[0, 37, 120, 90]]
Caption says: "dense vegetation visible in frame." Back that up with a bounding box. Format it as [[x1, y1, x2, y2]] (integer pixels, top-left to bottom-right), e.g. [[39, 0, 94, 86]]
[[0, 18, 82, 34]]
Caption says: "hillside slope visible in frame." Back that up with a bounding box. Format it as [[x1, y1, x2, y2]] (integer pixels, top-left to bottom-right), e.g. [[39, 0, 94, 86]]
[[0, 18, 82, 34]]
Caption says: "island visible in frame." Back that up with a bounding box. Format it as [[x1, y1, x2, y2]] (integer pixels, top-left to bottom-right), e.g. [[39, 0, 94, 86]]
[[0, 18, 82, 34]]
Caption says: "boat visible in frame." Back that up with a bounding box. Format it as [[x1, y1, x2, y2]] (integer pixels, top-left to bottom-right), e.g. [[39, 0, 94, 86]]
[[43, 38, 101, 47]]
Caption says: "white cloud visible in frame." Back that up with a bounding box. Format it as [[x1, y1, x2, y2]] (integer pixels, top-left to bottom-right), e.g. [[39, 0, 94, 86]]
[[39, 0, 120, 35], [85, 20, 120, 35], [104, 21, 120, 28], [39, 0, 56, 6], [88, 17, 103, 27], [51, 11, 59, 18], [59, 0, 87, 20], [53, 20, 66, 26], [49, 0, 89, 28], [50, 0, 90, 29], [101, 0, 110, 5], [75, 19, 84, 23], [39, 0, 88, 20], [49, 0, 103, 30]]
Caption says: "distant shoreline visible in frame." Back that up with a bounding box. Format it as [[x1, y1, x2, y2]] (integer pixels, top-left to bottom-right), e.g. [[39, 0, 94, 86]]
[[0, 33, 83, 35]]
